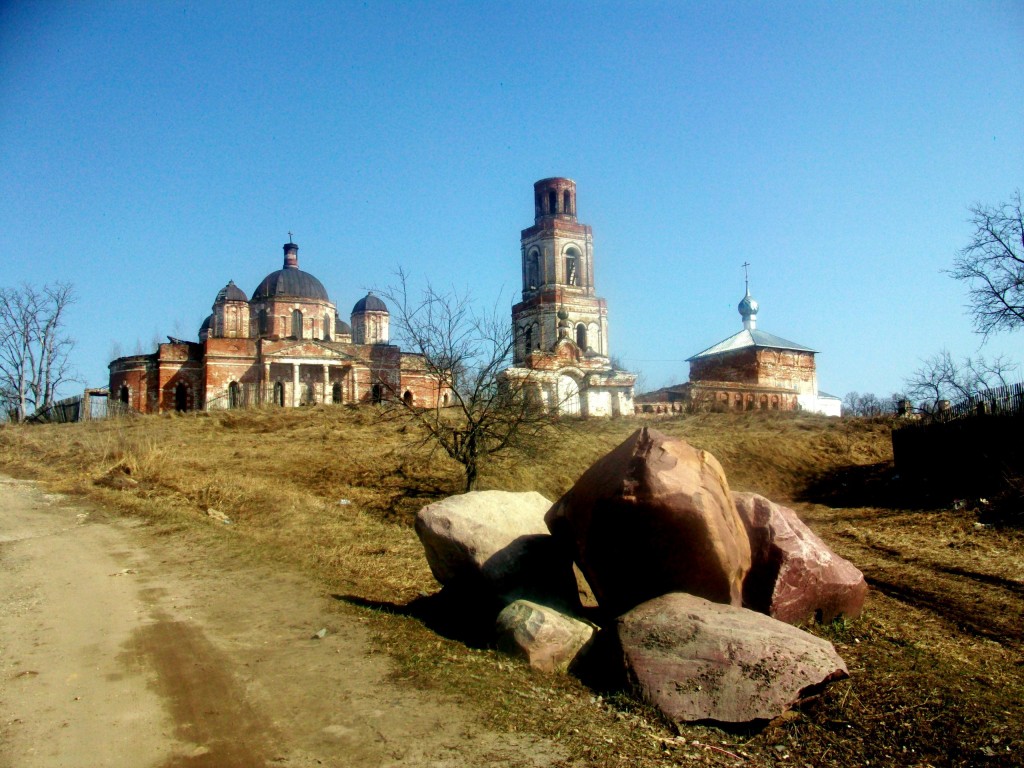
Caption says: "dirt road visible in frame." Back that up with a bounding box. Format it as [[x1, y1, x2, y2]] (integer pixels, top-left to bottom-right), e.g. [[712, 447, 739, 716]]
[[0, 477, 566, 768]]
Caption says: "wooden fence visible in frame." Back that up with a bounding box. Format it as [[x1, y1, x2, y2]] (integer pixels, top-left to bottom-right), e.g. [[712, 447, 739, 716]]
[[892, 382, 1024, 497]]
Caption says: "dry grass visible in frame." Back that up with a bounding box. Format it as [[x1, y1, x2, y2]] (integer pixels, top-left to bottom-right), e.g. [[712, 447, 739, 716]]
[[1, 407, 1021, 767]]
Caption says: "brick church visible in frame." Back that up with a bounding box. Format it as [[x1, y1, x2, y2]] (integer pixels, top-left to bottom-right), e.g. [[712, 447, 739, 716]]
[[108, 241, 448, 413], [500, 178, 636, 416], [636, 275, 841, 416]]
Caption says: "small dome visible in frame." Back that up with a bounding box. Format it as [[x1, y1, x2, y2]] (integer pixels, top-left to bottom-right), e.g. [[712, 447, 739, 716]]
[[738, 291, 759, 318], [335, 317, 352, 335], [215, 280, 248, 304], [352, 292, 388, 314], [199, 314, 212, 338], [253, 268, 329, 302]]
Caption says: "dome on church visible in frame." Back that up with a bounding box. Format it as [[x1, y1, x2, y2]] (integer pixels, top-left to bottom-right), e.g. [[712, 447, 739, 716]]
[[252, 268, 329, 302], [738, 291, 759, 318], [352, 292, 388, 314], [335, 317, 352, 335], [252, 241, 331, 303], [215, 280, 248, 304]]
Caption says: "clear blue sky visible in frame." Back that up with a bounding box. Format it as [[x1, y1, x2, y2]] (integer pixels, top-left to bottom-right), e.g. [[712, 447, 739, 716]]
[[2, 1, 1021, 400]]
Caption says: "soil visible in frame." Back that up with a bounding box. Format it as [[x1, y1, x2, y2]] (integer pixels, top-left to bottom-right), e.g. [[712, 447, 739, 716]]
[[0, 476, 567, 768]]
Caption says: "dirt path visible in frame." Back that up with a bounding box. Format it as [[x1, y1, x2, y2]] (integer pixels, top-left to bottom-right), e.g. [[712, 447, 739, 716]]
[[0, 476, 567, 768]]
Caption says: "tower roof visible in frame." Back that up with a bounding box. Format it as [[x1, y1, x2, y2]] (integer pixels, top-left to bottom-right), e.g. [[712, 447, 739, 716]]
[[214, 280, 248, 304], [687, 328, 816, 361], [352, 292, 388, 314]]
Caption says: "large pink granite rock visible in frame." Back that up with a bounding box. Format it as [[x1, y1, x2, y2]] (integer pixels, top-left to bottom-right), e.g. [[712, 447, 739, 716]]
[[545, 427, 751, 615], [733, 492, 867, 624], [618, 592, 849, 725], [495, 600, 596, 673]]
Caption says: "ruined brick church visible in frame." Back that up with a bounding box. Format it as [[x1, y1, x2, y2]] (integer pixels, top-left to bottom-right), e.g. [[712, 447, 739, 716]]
[[636, 274, 841, 416], [108, 241, 447, 413], [108, 177, 636, 416]]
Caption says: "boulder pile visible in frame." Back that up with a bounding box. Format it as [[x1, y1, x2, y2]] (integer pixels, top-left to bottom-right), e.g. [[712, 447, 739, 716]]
[[413, 427, 866, 726]]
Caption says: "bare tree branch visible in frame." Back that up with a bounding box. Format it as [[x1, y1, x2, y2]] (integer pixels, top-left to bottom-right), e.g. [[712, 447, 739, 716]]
[[0, 282, 77, 421], [903, 349, 1019, 414], [373, 270, 558, 492], [948, 190, 1024, 338]]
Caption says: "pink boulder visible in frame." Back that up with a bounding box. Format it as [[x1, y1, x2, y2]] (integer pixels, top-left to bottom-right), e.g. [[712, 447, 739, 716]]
[[733, 492, 867, 624], [545, 428, 751, 615], [618, 592, 849, 725]]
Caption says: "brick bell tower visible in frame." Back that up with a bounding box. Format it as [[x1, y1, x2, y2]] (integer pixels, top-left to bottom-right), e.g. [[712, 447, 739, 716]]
[[512, 177, 610, 364]]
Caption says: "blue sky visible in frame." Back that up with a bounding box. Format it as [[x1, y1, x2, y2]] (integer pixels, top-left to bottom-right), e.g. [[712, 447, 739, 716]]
[[2, 1, 1021, 400]]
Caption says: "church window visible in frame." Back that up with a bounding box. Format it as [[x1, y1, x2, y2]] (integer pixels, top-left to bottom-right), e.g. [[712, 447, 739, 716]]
[[323, 314, 331, 340], [229, 382, 241, 409], [565, 249, 579, 286], [273, 381, 285, 406], [332, 381, 342, 403], [563, 190, 571, 215], [527, 250, 540, 289], [175, 383, 188, 412], [576, 323, 587, 349], [535, 192, 542, 216], [523, 326, 533, 358], [119, 385, 129, 404], [258, 309, 268, 336], [291, 309, 303, 338], [372, 383, 383, 404], [548, 190, 557, 215], [403, 390, 414, 407]]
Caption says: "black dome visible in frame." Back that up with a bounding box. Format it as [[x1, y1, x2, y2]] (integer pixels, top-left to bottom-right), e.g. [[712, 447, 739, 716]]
[[199, 314, 212, 334], [352, 292, 388, 314], [215, 280, 248, 304], [335, 317, 352, 335], [253, 268, 329, 302]]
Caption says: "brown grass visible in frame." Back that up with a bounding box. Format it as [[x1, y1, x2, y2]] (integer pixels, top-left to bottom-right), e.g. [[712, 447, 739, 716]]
[[0, 407, 1020, 767]]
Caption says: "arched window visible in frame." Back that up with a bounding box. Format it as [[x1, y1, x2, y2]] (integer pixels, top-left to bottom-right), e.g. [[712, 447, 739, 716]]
[[576, 323, 587, 349], [527, 250, 540, 289], [523, 326, 533, 358], [332, 382, 342, 404], [119, 385, 129, 404], [563, 190, 572, 215], [229, 382, 241, 409], [403, 391, 414, 407], [372, 383, 383, 404], [535, 192, 542, 216], [442, 392, 450, 406], [273, 381, 285, 406], [565, 249, 579, 286], [548, 190, 557, 215], [323, 314, 331, 340], [291, 309, 303, 338], [175, 383, 188, 412]]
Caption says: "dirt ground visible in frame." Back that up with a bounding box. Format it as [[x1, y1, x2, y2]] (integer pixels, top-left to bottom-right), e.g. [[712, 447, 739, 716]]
[[0, 476, 568, 768]]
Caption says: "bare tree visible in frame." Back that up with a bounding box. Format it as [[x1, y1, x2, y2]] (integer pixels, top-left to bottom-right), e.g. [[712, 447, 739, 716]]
[[949, 190, 1024, 338], [0, 282, 77, 422], [375, 270, 558, 492], [842, 391, 889, 417], [903, 349, 1018, 413]]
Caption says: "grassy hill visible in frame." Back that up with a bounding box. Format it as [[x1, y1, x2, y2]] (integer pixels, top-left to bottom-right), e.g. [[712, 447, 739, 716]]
[[1, 408, 1020, 767]]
